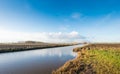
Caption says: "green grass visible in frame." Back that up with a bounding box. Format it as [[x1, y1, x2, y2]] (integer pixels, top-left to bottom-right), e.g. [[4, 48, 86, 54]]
[[87, 49, 120, 74]]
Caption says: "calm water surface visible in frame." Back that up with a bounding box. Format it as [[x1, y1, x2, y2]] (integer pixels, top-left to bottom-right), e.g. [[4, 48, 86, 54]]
[[0, 45, 83, 74]]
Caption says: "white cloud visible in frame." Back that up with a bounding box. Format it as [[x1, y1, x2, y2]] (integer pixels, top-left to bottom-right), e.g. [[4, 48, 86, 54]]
[[0, 29, 86, 43], [71, 13, 81, 19], [70, 31, 78, 36]]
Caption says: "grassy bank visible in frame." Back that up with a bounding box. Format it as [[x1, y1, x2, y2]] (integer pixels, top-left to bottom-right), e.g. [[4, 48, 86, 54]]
[[0, 41, 79, 53], [53, 44, 120, 74]]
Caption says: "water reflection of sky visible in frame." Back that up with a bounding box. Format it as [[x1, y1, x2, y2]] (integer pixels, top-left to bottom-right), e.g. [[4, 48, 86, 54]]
[[31, 46, 77, 57], [0, 45, 82, 74], [0, 45, 78, 62]]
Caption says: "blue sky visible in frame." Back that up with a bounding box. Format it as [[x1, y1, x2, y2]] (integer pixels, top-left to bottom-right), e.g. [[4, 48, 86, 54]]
[[0, 0, 120, 42]]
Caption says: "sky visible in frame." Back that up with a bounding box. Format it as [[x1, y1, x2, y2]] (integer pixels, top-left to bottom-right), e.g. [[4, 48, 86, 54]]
[[0, 0, 120, 43]]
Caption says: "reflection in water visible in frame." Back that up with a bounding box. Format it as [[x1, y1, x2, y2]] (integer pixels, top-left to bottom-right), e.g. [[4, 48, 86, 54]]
[[0, 45, 82, 74]]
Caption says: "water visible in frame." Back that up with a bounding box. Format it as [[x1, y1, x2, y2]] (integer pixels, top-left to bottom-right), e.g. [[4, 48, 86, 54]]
[[0, 45, 82, 74]]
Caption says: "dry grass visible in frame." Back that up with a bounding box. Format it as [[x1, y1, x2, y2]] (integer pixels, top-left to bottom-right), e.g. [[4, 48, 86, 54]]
[[0, 41, 79, 53], [53, 43, 120, 74]]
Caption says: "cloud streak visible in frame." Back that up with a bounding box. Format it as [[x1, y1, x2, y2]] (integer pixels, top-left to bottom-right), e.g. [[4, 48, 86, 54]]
[[0, 29, 86, 43]]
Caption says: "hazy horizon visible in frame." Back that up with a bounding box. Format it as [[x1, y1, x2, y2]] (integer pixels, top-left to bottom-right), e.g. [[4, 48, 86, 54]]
[[0, 0, 120, 43]]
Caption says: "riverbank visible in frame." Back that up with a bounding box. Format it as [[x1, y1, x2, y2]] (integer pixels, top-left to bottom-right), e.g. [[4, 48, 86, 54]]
[[53, 43, 120, 74], [0, 41, 80, 53]]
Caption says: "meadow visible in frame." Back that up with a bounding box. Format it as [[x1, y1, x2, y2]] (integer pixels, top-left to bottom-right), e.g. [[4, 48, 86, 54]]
[[53, 43, 120, 74]]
